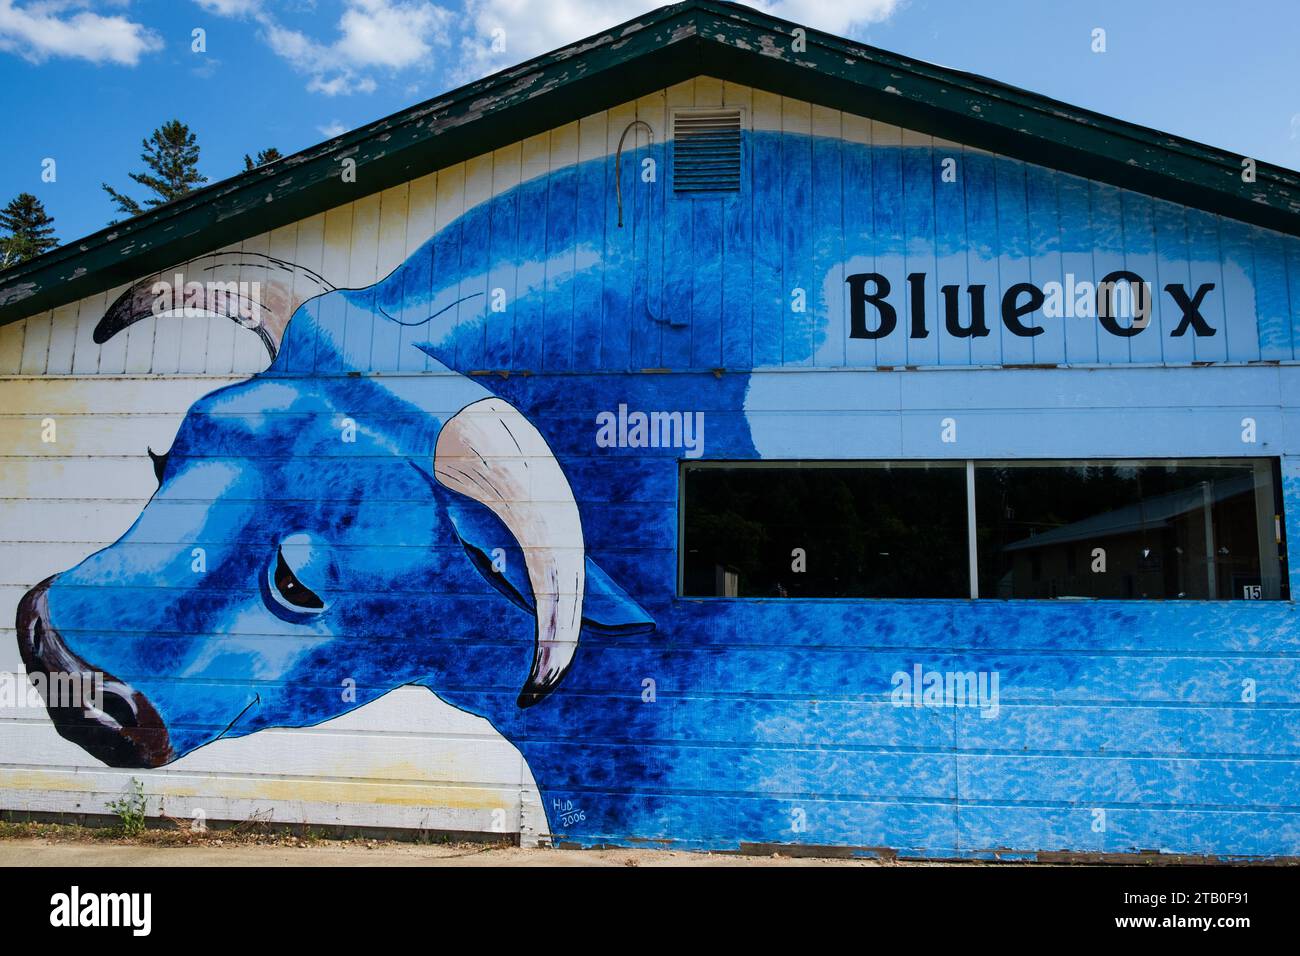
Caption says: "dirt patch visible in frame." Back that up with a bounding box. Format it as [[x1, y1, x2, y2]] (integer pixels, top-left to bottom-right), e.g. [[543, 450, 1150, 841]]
[[3, 822, 1287, 866], [0, 825, 887, 867]]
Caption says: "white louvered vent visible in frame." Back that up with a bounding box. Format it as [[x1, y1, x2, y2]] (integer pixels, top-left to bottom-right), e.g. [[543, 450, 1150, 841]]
[[672, 109, 742, 193]]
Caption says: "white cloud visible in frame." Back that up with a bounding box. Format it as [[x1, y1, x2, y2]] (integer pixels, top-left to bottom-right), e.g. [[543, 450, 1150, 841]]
[[1291, 112, 1300, 141], [459, 0, 904, 80], [262, 20, 321, 70], [191, 53, 221, 78], [194, 0, 261, 15], [197, 0, 451, 95], [337, 0, 451, 69], [760, 0, 903, 35], [317, 119, 349, 138], [309, 72, 377, 96], [0, 0, 163, 65]]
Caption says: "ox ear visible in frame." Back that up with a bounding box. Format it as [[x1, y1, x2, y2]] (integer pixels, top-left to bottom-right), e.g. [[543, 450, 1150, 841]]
[[445, 496, 655, 636], [94, 252, 335, 360]]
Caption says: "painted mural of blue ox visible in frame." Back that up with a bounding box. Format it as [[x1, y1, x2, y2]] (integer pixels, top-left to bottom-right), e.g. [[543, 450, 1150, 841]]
[[14, 133, 1297, 855]]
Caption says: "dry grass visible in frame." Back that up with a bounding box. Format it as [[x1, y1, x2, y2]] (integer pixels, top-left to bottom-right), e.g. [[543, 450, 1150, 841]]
[[0, 818, 503, 853]]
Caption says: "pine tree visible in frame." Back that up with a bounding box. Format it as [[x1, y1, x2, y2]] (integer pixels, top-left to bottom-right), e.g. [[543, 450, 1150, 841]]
[[0, 192, 57, 268], [243, 148, 283, 171], [102, 120, 208, 220]]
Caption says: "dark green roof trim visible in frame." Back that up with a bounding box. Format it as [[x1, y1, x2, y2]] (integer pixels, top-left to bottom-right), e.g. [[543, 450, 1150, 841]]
[[2, 0, 1297, 326]]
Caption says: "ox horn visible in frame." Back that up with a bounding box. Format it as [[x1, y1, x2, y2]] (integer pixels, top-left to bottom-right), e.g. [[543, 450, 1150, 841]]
[[434, 398, 585, 708], [93, 252, 335, 359]]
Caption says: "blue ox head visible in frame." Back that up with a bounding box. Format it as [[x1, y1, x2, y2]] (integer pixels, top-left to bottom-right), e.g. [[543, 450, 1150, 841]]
[[14, 141, 715, 769]]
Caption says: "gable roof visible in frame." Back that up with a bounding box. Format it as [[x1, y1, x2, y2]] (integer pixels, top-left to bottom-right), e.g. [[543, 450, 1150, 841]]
[[2, 0, 1298, 327]]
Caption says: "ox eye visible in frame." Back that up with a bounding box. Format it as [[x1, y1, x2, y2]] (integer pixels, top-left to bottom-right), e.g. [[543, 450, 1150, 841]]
[[270, 545, 325, 613]]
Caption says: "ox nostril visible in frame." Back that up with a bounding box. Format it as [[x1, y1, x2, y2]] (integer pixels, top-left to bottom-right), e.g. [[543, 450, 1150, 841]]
[[99, 691, 138, 729]]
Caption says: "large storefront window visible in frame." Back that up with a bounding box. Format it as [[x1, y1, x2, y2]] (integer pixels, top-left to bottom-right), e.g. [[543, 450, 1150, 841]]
[[680, 459, 1288, 601], [975, 460, 1284, 600], [680, 463, 969, 599]]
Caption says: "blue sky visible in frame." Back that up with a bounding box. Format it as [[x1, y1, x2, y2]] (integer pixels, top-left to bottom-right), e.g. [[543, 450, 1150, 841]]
[[2, 0, 1298, 245]]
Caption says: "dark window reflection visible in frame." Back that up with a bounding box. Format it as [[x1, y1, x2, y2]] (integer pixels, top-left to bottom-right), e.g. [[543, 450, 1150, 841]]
[[975, 461, 1286, 600], [681, 463, 968, 598]]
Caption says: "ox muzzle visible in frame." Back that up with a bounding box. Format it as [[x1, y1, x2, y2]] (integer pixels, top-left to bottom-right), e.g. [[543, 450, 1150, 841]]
[[16, 576, 174, 768]]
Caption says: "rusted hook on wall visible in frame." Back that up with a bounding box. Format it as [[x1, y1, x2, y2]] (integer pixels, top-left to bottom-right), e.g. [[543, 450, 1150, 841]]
[[615, 120, 655, 228]]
